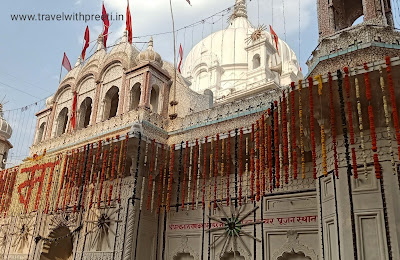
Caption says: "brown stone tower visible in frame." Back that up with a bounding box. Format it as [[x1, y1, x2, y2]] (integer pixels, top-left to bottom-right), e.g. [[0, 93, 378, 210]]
[[307, 0, 400, 76]]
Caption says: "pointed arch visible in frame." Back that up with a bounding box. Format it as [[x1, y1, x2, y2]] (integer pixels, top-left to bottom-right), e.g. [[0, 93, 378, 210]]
[[55, 107, 69, 137]]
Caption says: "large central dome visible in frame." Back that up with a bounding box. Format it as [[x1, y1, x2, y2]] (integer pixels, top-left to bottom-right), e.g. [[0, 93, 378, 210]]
[[182, 0, 302, 102]]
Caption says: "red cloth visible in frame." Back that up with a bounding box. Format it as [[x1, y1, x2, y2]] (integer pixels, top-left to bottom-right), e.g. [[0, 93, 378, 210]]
[[102, 3, 110, 48], [62, 52, 72, 72], [71, 91, 77, 130], [81, 26, 90, 61], [178, 44, 183, 73], [126, 1, 132, 44], [270, 25, 279, 55]]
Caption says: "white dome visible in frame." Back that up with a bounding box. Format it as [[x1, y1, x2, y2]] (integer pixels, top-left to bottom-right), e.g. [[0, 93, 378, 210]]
[[0, 105, 12, 140], [182, 0, 301, 101]]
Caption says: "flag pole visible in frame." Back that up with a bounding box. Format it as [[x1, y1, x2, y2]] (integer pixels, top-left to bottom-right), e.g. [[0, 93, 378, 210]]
[[59, 63, 63, 84], [169, 0, 178, 118]]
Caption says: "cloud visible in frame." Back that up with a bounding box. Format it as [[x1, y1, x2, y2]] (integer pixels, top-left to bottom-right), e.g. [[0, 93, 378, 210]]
[[75, 0, 82, 5]]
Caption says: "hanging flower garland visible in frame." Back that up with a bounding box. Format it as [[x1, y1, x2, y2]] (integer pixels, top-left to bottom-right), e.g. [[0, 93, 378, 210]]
[[148, 140, 156, 210], [337, 70, 352, 177], [167, 144, 175, 211], [315, 75, 328, 176], [89, 140, 102, 209], [267, 109, 273, 190], [140, 142, 149, 211], [274, 101, 280, 187], [191, 141, 198, 210], [118, 133, 129, 204], [260, 118, 265, 193], [159, 145, 167, 211], [308, 77, 317, 179], [298, 80, 306, 179], [344, 68, 359, 179], [213, 134, 219, 208], [239, 128, 244, 205], [44, 158, 60, 213], [385, 56, 400, 160], [151, 143, 158, 212], [290, 83, 298, 179], [63, 149, 75, 211], [245, 136, 250, 200], [202, 137, 208, 209], [209, 137, 214, 208], [226, 133, 231, 205], [132, 133, 143, 209], [282, 91, 289, 183], [186, 145, 193, 210], [81, 143, 93, 209], [97, 146, 108, 208], [379, 69, 396, 173], [196, 140, 201, 208], [250, 125, 255, 200], [181, 141, 188, 210], [108, 142, 119, 206], [256, 121, 261, 201], [55, 154, 68, 211], [354, 76, 369, 178], [363, 64, 381, 179], [176, 141, 183, 211], [221, 138, 225, 203], [328, 73, 339, 178]]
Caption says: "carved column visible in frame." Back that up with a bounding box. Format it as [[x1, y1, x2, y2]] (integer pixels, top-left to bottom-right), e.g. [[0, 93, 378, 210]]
[[92, 81, 102, 123], [46, 103, 57, 139], [118, 72, 128, 116]]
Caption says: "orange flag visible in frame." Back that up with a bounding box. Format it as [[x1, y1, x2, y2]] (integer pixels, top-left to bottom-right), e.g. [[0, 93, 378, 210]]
[[81, 26, 90, 61], [269, 25, 279, 55], [126, 1, 133, 44]]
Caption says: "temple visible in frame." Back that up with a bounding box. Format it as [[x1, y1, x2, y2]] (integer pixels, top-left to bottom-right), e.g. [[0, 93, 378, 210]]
[[1, 0, 400, 259]]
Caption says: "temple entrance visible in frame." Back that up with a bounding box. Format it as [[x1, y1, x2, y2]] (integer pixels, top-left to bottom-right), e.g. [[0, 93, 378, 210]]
[[40, 226, 73, 260]]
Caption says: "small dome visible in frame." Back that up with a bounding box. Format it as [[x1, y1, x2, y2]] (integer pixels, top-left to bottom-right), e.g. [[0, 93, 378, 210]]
[[0, 104, 12, 140], [136, 37, 163, 66]]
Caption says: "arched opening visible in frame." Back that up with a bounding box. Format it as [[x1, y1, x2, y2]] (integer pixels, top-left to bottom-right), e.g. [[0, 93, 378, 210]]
[[36, 122, 46, 143], [55, 107, 69, 137], [40, 226, 73, 260], [220, 251, 245, 260], [103, 86, 119, 120], [130, 83, 141, 110], [352, 15, 364, 26], [78, 97, 92, 129], [196, 70, 208, 91], [277, 250, 311, 260], [150, 85, 159, 113], [253, 54, 261, 69], [174, 252, 194, 260]]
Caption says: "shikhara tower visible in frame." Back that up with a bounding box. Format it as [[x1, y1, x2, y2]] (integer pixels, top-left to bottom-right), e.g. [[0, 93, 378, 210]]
[[0, 0, 400, 260]]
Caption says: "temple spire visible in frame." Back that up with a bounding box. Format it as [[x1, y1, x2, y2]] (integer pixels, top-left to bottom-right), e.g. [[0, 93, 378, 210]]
[[230, 0, 247, 21]]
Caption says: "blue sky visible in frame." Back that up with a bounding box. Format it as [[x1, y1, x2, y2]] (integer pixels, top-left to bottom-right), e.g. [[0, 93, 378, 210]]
[[3, 0, 395, 163]]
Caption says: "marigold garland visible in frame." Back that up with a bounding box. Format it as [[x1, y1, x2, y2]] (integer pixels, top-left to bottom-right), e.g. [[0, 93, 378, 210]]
[[63, 150, 75, 211], [290, 83, 298, 179], [260, 117, 265, 193], [97, 147, 108, 208], [274, 101, 280, 186], [191, 141, 198, 210], [89, 141, 102, 209], [267, 109, 273, 190], [226, 133, 231, 205], [209, 138, 214, 208], [364, 64, 381, 178], [81, 143, 93, 209], [158, 144, 165, 213], [162, 147, 169, 208], [354, 76, 368, 177], [196, 141, 201, 208], [147, 140, 155, 210], [181, 141, 188, 210], [315, 75, 328, 176], [344, 68, 359, 178], [385, 56, 400, 160], [337, 70, 352, 177], [167, 144, 175, 211], [221, 138, 225, 203], [282, 91, 289, 183], [186, 145, 193, 210], [118, 133, 129, 204], [250, 125, 255, 200], [245, 136, 250, 200], [379, 68, 396, 173], [239, 128, 244, 204], [256, 121, 261, 201], [308, 77, 317, 179], [298, 80, 305, 178], [108, 143, 118, 206], [202, 137, 208, 209], [55, 154, 68, 211], [328, 73, 339, 178], [214, 134, 219, 208], [151, 144, 158, 212]]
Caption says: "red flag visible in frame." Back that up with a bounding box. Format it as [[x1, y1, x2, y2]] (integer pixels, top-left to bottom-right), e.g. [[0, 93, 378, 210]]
[[62, 52, 72, 72], [269, 25, 279, 55], [71, 91, 77, 130], [178, 44, 183, 73], [81, 26, 90, 61], [102, 3, 110, 48], [126, 1, 132, 44]]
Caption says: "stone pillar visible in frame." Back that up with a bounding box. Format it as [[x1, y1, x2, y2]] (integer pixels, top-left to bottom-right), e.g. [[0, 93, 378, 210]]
[[118, 72, 127, 116], [139, 71, 151, 109], [46, 103, 57, 139], [92, 82, 102, 123]]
